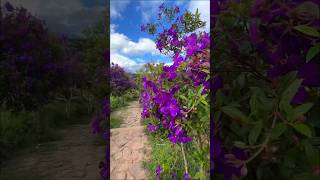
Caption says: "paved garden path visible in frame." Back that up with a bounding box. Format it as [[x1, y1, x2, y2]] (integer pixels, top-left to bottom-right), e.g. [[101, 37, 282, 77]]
[[0, 124, 105, 180], [110, 101, 151, 180]]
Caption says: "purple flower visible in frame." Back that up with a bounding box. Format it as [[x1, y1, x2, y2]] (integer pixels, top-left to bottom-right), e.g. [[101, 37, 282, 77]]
[[173, 52, 184, 67], [174, 6, 180, 13], [156, 165, 162, 180], [163, 65, 178, 80], [200, 32, 210, 49], [101, 98, 110, 116], [184, 173, 190, 180], [159, 3, 165, 10], [298, 62, 320, 87], [160, 99, 180, 118], [141, 24, 146, 32], [148, 124, 158, 133], [212, 75, 223, 94], [91, 113, 103, 134], [214, 148, 248, 180], [213, 137, 222, 159], [292, 86, 308, 105], [156, 39, 164, 52], [171, 171, 177, 178], [142, 107, 150, 118], [168, 25, 177, 38], [169, 84, 180, 94], [168, 133, 178, 144], [179, 135, 192, 143]]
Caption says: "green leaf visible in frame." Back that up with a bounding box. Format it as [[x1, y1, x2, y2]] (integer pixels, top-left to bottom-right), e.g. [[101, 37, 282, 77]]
[[215, 90, 225, 107], [306, 44, 320, 62], [221, 106, 248, 122], [201, 69, 210, 74], [289, 103, 313, 121], [200, 98, 208, 106], [248, 121, 263, 145], [179, 94, 189, 101], [281, 79, 303, 103], [234, 141, 247, 148], [293, 25, 320, 37], [270, 123, 287, 139], [280, 79, 302, 115], [293, 123, 312, 137]]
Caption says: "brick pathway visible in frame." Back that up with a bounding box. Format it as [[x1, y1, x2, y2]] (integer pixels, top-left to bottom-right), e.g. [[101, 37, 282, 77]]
[[110, 101, 150, 180]]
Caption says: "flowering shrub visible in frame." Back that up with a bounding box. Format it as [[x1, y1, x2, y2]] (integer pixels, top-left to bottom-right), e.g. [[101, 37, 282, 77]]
[[212, 0, 320, 179], [110, 63, 136, 95], [0, 2, 82, 111], [140, 4, 210, 179]]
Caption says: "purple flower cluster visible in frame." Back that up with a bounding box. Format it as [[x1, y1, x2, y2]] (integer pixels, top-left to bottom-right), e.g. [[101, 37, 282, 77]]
[[248, 0, 320, 104], [0, 2, 83, 110], [156, 24, 183, 53], [139, 76, 192, 144], [140, 3, 211, 179], [110, 63, 136, 95]]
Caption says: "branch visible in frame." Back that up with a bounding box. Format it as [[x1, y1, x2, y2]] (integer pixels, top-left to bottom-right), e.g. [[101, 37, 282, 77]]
[[181, 143, 189, 174]]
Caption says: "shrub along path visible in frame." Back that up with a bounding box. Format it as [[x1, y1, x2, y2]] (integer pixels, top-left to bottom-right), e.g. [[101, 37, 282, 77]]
[[110, 101, 151, 179], [0, 124, 105, 180]]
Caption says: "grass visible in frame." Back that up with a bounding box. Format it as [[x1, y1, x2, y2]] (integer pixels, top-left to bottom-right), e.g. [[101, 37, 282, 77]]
[[144, 133, 209, 179], [110, 116, 122, 129], [109, 89, 140, 129], [0, 100, 93, 162]]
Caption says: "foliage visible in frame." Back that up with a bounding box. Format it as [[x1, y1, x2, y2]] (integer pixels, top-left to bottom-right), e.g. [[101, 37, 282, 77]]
[[140, 4, 210, 179], [0, 100, 91, 161], [144, 135, 203, 179], [212, 0, 320, 179], [110, 89, 139, 111], [110, 63, 136, 96], [0, 3, 83, 111]]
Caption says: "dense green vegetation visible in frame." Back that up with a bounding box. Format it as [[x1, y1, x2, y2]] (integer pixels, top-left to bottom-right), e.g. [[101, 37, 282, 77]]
[[0, 3, 108, 162]]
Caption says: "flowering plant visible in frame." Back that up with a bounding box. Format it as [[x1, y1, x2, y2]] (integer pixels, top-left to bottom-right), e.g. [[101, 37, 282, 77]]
[[140, 4, 210, 179], [212, 0, 320, 179], [0, 2, 82, 111]]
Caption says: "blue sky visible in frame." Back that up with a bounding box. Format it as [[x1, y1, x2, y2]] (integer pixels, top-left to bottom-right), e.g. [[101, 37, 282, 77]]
[[110, 0, 210, 73]]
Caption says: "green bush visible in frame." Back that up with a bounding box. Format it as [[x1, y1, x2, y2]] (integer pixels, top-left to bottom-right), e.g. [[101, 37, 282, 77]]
[[110, 89, 139, 111], [0, 99, 92, 161], [0, 109, 60, 161]]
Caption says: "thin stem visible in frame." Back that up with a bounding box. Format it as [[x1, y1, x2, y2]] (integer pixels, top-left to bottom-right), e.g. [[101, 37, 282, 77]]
[[181, 143, 188, 174]]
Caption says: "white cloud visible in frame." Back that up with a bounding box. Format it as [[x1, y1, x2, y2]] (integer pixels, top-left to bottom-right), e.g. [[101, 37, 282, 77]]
[[110, 0, 131, 19], [110, 24, 117, 33], [188, 0, 210, 32], [122, 38, 159, 56], [111, 53, 144, 73], [165, 62, 174, 66], [110, 32, 130, 53], [111, 29, 160, 56], [110, 24, 162, 72]]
